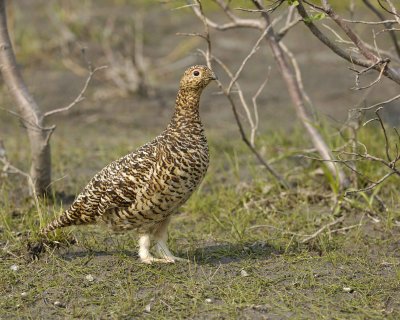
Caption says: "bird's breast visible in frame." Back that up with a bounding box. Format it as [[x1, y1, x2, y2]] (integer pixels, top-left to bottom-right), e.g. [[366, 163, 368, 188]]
[[153, 134, 209, 197]]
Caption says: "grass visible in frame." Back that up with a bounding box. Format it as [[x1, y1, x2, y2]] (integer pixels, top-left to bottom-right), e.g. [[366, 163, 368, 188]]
[[1, 1, 399, 318], [1, 122, 400, 319]]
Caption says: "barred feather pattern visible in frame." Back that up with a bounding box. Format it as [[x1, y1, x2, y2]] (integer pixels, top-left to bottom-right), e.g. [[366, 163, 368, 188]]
[[42, 65, 215, 235]]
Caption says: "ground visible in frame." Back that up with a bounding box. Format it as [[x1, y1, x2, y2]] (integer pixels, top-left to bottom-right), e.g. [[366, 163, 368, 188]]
[[1, 1, 400, 319]]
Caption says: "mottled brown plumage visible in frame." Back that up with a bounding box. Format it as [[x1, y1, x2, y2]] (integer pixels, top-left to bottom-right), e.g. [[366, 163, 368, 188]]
[[42, 65, 216, 263]]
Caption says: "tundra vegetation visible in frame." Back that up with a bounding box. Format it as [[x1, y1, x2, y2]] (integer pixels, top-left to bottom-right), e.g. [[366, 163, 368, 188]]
[[1, 1, 399, 319]]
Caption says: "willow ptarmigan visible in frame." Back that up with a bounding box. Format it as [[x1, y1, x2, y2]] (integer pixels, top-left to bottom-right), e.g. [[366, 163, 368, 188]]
[[42, 65, 217, 264]]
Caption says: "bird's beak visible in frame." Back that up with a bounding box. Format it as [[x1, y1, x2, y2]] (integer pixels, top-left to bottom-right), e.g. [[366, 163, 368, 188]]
[[210, 72, 218, 80]]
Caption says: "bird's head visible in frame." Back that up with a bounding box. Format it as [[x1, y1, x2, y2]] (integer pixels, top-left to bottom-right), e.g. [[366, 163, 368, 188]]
[[179, 65, 217, 91]]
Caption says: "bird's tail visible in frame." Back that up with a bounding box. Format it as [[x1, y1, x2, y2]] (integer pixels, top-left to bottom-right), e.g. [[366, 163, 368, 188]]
[[41, 210, 76, 235], [30, 209, 81, 260]]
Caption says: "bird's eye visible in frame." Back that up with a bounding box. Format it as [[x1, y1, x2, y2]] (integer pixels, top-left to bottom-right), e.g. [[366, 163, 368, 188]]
[[193, 70, 200, 76]]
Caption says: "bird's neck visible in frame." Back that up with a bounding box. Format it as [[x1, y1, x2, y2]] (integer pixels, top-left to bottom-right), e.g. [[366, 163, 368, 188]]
[[170, 86, 203, 128]]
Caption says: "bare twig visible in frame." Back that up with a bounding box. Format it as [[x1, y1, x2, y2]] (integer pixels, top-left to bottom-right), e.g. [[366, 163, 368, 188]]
[[343, 19, 398, 25], [358, 92, 400, 111], [297, 1, 400, 85], [350, 60, 388, 90], [251, 71, 271, 146], [321, 23, 400, 64], [375, 107, 392, 162], [191, 0, 289, 188], [301, 216, 344, 243], [235, 0, 285, 14], [212, 54, 289, 188], [194, 0, 212, 67], [0, 144, 40, 211], [189, 0, 349, 187], [102, 14, 149, 97], [43, 66, 107, 118], [227, 25, 272, 94], [279, 42, 315, 116], [252, 0, 348, 187], [345, 172, 396, 195], [378, 0, 400, 22], [191, 1, 264, 30], [0, 107, 54, 133], [363, 0, 400, 58]]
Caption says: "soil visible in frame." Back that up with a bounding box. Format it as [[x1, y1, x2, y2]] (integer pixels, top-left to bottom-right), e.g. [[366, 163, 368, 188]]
[[1, 2, 400, 319]]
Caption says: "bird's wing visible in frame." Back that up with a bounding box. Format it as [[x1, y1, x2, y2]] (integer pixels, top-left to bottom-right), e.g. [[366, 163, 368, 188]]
[[100, 149, 157, 208], [65, 139, 161, 219]]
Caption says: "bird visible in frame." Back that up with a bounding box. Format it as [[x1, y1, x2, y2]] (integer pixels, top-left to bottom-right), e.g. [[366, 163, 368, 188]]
[[41, 65, 217, 264]]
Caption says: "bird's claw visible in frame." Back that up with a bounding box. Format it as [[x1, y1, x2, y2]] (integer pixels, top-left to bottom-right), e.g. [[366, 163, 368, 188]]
[[141, 256, 189, 264]]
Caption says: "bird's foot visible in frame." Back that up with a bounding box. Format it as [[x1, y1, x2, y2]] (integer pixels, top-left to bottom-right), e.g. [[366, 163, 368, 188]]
[[157, 254, 189, 263], [154, 241, 189, 263], [140, 255, 176, 264], [140, 255, 189, 264], [169, 256, 189, 263]]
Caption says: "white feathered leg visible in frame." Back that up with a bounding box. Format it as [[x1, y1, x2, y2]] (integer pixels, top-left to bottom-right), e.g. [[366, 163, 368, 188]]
[[138, 234, 170, 264], [153, 217, 188, 263]]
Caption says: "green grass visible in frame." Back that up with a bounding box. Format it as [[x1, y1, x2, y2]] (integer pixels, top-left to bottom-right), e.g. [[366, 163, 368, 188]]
[[1, 124, 400, 319], [2, 0, 399, 318]]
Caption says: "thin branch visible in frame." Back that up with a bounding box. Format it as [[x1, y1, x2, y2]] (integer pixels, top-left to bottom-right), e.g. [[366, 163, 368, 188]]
[[209, 52, 290, 188], [350, 60, 388, 90], [170, 4, 198, 11], [251, 71, 271, 146], [194, 0, 212, 67], [177, 32, 207, 39], [253, 0, 348, 187], [190, 0, 264, 30], [321, 0, 378, 62], [227, 25, 272, 93], [302, 0, 324, 11], [338, 158, 376, 184], [322, 23, 348, 44], [196, 1, 260, 132], [345, 172, 396, 195], [235, 0, 284, 14], [362, 0, 400, 58], [301, 216, 344, 243], [276, 18, 302, 41], [343, 19, 398, 25], [0, 148, 40, 211], [358, 92, 400, 111], [279, 42, 315, 115], [0, 107, 55, 133], [329, 223, 362, 234], [378, 0, 400, 21], [297, 1, 400, 85], [322, 24, 400, 64], [191, 0, 289, 188], [375, 107, 391, 162], [385, 0, 400, 27], [43, 66, 107, 118]]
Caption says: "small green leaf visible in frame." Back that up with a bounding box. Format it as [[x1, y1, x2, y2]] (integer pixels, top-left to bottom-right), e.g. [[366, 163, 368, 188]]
[[287, 0, 299, 6], [304, 12, 326, 23], [313, 12, 326, 21]]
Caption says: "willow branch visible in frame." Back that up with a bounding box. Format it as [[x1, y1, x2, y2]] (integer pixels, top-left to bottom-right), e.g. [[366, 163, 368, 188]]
[[297, 1, 400, 85], [43, 66, 107, 118]]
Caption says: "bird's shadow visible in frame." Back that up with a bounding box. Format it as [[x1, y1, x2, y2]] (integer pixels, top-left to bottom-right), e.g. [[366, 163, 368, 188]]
[[60, 248, 137, 261], [57, 240, 281, 265], [185, 241, 282, 265]]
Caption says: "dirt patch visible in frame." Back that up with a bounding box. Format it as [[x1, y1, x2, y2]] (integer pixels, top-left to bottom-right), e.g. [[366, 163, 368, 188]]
[[1, 2, 400, 319]]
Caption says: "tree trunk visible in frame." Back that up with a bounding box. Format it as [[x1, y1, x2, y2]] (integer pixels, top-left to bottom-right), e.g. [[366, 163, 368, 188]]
[[0, 0, 51, 195]]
